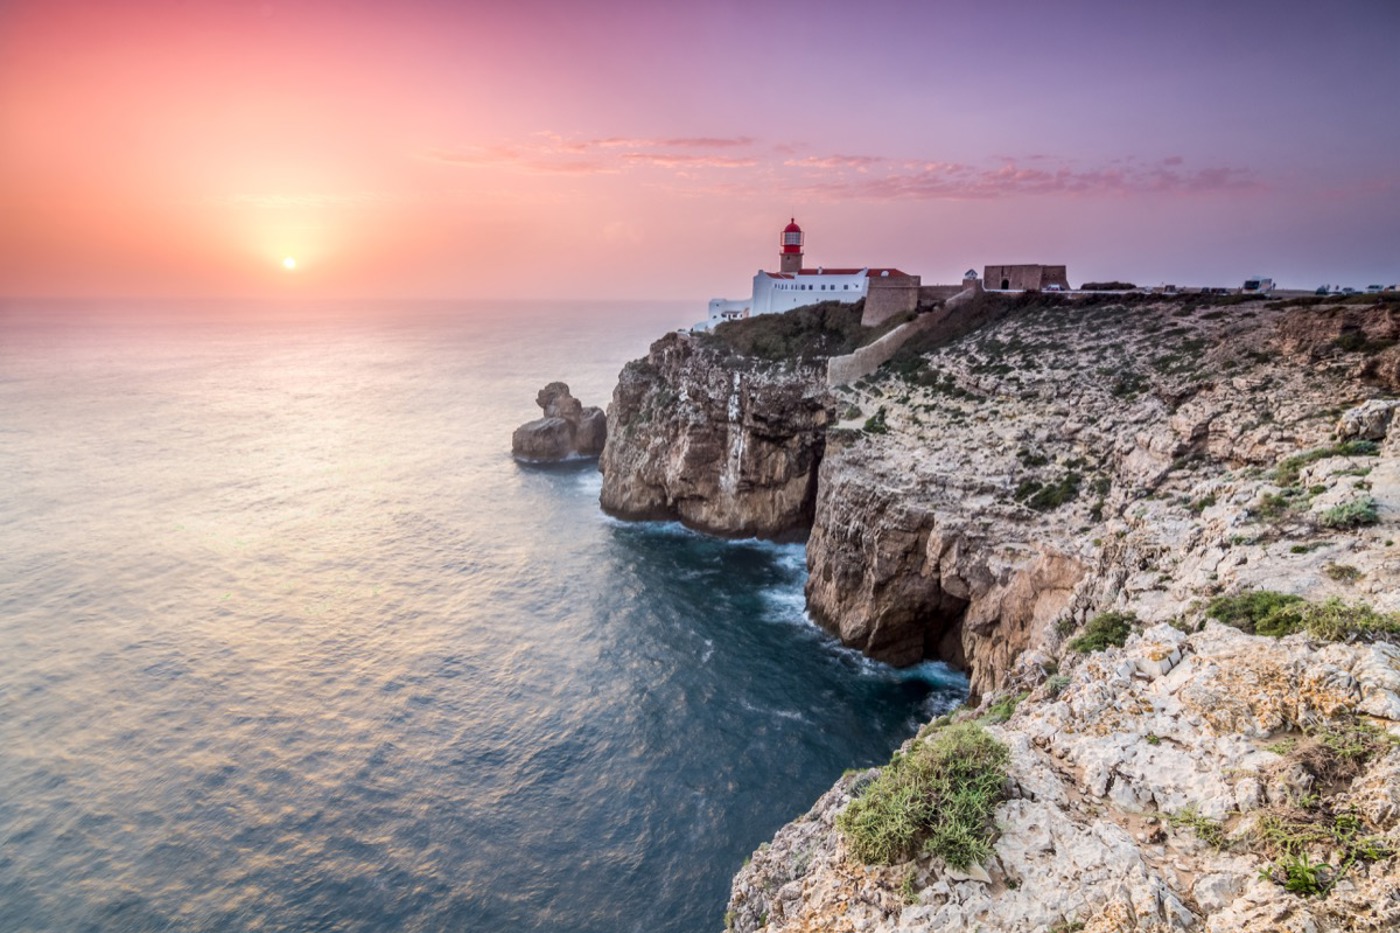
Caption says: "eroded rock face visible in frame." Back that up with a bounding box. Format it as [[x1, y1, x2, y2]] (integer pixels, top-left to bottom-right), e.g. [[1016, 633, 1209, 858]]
[[806, 299, 1400, 694], [727, 297, 1400, 933], [511, 382, 607, 461], [598, 333, 830, 539], [728, 625, 1400, 933]]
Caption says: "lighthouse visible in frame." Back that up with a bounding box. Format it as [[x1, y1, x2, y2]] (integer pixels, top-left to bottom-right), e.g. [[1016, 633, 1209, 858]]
[[698, 218, 919, 331], [780, 218, 804, 274]]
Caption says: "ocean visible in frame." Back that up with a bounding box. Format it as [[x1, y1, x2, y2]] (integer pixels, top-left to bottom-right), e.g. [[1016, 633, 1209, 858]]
[[0, 299, 967, 933]]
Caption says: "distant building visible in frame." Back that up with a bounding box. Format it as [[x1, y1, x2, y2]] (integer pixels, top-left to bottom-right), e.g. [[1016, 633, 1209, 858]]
[[699, 220, 920, 330], [985, 264, 1070, 292]]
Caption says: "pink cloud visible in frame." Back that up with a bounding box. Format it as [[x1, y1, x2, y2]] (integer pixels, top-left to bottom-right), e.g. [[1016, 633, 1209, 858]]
[[430, 135, 1258, 198], [591, 135, 754, 149], [620, 153, 758, 168], [783, 154, 885, 170]]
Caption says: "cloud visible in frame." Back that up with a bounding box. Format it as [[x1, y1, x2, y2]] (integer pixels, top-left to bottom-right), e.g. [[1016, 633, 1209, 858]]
[[783, 157, 1258, 201], [620, 153, 758, 168], [427, 134, 1259, 199], [783, 155, 885, 170], [593, 135, 755, 149], [422, 146, 616, 175]]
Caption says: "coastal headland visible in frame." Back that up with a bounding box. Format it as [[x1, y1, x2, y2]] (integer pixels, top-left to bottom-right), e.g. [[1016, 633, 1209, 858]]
[[598, 290, 1400, 932]]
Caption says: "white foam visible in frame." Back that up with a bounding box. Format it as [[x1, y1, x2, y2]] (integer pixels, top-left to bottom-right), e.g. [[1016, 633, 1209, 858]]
[[740, 698, 812, 725]]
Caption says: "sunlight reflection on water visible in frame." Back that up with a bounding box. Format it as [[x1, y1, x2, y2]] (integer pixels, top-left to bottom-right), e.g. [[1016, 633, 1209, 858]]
[[0, 299, 966, 933]]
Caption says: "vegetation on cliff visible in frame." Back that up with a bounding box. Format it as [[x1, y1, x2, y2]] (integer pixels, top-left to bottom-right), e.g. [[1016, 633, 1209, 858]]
[[1207, 590, 1400, 643], [836, 723, 1008, 869], [699, 300, 914, 362]]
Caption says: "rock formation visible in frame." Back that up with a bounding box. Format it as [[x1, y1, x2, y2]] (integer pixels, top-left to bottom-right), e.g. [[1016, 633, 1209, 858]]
[[511, 382, 607, 461], [598, 332, 829, 538], [716, 294, 1400, 932], [809, 296, 1400, 697], [597, 293, 1400, 931], [728, 624, 1400, 933]]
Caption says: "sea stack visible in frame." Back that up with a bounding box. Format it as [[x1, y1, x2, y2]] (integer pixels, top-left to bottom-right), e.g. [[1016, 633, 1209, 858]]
[[512, 382, 607, 461]]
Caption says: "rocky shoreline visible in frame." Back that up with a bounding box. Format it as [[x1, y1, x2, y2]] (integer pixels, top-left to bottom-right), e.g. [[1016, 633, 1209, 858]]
[[597, 293, 1400, 931]]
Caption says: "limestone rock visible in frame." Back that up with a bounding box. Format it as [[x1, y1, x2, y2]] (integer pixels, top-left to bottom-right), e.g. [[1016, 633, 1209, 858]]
[[1336, 399, 1400, 441], [598, 332, 829, 538], [511, 382, 608, 461], [728, 626, 1400, 933], [718, 297, 1400, 933], [575, 406, 607, 456], [511, 416, 575, 461]]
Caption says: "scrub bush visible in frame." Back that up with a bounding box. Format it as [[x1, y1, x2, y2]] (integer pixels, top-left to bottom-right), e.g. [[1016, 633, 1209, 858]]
[[838, 724, 1009, 868]]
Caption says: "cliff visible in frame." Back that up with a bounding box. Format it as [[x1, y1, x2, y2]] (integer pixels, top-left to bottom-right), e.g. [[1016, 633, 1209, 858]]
[[598, 293, 1400, 930], [726, 293, 1400, 932], [598, 330, 830, 538]]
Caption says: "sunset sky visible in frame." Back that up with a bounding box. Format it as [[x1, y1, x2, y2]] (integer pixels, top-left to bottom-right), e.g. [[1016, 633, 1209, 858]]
[[2, 0, 1397, 300]]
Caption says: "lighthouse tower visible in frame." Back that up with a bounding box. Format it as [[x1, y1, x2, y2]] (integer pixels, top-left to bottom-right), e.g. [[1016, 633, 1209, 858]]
[[780, 218, 804, 274]]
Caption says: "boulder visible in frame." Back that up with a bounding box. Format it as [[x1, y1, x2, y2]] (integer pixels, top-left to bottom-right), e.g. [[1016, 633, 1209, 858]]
[[511, 383, 608, 461], [575, 407, 608, 456], [512, 417, 576, 461]]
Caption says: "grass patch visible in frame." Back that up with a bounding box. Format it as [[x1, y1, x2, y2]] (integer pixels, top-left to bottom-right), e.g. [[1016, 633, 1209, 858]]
[[1274, 440, 1380, 488], [1067, 610, 1136, 653], [837, 723, 1009, 868], [1323, 562, 1362, 583], [1254, 718, 1396, 897], [1167, 805, 1229, 849], [977, 692, 1028, 725], [1206, 591, 1400, 642], [1318, 497, 1380, 529]]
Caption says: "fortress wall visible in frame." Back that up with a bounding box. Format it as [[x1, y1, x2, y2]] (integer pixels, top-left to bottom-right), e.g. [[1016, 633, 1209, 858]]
[[860, 274, 922, 327]]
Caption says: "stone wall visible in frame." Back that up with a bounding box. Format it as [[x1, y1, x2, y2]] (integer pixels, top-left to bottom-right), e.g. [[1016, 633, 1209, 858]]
[[917, 284, 964, 304], [984, 264, 1070, 291], [860, 273, 922, 326], [827, 286, 986, 387]]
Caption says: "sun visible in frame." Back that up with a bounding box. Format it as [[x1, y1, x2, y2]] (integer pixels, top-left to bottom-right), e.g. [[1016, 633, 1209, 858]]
[[282, 256, 297, 271]]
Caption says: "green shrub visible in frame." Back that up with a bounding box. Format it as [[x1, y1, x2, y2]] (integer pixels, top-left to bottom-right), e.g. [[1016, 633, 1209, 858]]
[[977, 692, 1027, 725], [1318, 497, 1379, 529], [1068, 611, 1135, 653], [1323, 562, 1362, 582], [837, 724, 1009, 868], [863, 406, 889, 435], [1205, 590, 1305, 634], [1016, 471, 1081, 511], [1206, 591, 1400, 642], [1274, 441, 1380, 487], [707, 300, 872, 361]]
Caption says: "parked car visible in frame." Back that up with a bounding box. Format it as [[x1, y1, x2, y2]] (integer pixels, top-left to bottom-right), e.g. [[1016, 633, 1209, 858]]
[[1366, 285, 1384, 293], [1043, 284, 1064, 292], [1241, 277, 1274, 294]]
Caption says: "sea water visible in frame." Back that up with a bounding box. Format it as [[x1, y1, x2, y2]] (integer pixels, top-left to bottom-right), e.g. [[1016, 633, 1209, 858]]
[[0, 299, 967, 933]]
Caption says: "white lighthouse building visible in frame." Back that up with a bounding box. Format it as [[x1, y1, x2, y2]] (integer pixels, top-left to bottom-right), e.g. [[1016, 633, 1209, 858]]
[[695, 219, 917, 331]]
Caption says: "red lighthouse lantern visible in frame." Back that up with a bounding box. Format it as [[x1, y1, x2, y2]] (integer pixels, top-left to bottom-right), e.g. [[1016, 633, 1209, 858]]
[[780, 218, 804, 273]]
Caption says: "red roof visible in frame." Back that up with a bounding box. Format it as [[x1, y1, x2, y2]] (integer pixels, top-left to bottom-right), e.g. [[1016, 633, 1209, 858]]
[[783, 218, 802, 233]]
